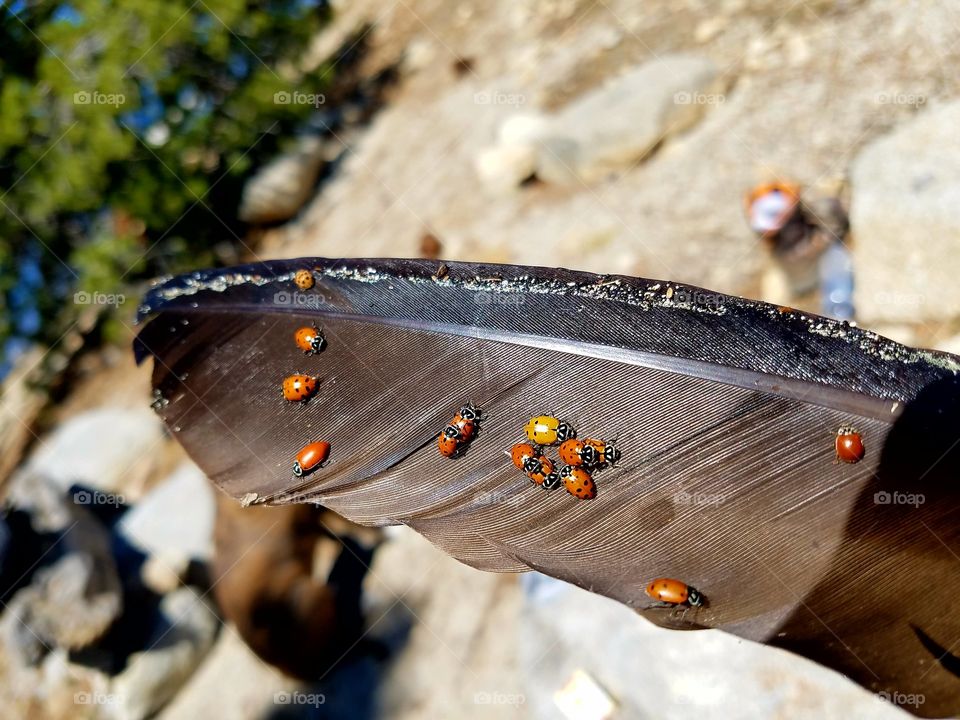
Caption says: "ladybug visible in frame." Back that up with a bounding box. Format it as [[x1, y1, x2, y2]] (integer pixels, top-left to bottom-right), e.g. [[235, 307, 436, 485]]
[[438, 404, 483, 457], [558, 439, 586, 466], [526, 455, 558, 488], [293, 325, 326, 355], [510, 442, 538, 471], [293, 441, 330, 477], [294, 269, 314, 290], [282, 374, 319, 403], [581, 438, 621, 468], [560, 465, 596, 499], [645, 578, 704, 607], [835, 426, 865, 464], [438, 432, 460, 458], [445, 404, 482, 443], [524, 415, 575, 446]]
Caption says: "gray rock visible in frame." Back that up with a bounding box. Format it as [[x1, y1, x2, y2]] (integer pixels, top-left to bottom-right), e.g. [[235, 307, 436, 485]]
[[13, 407, 164, 498], [117, 462, 215, 590], [1, 543, 122, 664], [239, 137, 325, 224], [535, 55, 722, 184], [156, 630, 299, 720], [851, 100, 960, 323], [518, 574, 909, 719], [109, 587, 219, 720]]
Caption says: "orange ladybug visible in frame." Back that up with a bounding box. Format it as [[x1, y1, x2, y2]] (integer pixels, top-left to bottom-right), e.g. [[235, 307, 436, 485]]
[[645, 578, 704, 607], [581, 438, 620, 467], [282, 374, 319, 403], [835, 426, 865, 464], [447, 404, 481, 443], [558, 439, 585, 466], [294, 269, 314, 290], [526, 455, 559, 489], [559, 465, 596, 499], [438, 433, 459, 458], [293, 325, 326, 355], [438, 404, 483, 458], [293, 441, 330, 477], [510, 442, 538, 471]]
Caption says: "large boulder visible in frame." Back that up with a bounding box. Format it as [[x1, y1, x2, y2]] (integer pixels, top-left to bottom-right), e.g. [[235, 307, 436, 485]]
[[851, 101, 960, 324], [536, 54, 722, 184]]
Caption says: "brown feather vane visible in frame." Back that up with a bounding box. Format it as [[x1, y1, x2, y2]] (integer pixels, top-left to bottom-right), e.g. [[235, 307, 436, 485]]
[[134, 257, 960, 717]]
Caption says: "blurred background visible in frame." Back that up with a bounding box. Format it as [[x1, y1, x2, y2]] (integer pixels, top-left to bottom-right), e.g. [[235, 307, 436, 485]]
[[1, 0, 959, 718]]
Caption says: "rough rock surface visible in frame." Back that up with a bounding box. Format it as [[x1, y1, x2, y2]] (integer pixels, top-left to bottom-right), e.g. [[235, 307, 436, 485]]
[[851, 100, 960, 325]]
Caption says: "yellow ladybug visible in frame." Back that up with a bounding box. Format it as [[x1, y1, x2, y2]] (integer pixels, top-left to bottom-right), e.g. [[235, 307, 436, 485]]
[[294, 269, 314, 290], [524, 415, 575, 446]]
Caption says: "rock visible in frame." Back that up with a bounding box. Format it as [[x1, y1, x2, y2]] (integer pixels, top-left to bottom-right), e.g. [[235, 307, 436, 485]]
[[239, 137, 325, 224], [0, 347, 48, 490], [694, 17, 727, 43], [1, 474, 124, 664], [851, 101, 960, 323], [498, 113, 551, 147], [1, 548, 122, 664], [518, 574, 907, 719], [475, 144, 538, 193], [0, 647, 116, 720], [116, 462, 215, 589], [534, 55, 721, 184], [935, 333, 960, 356], [109, 587, 219, 720], [14, 407, 164, 499], [403, 38, 437, 75], [156, 630, 298, 720]]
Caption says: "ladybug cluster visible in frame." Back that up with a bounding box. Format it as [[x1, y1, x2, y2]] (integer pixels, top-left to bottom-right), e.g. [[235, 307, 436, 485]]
[[437, 404, 484, 457], [510, 415, 620, 500]]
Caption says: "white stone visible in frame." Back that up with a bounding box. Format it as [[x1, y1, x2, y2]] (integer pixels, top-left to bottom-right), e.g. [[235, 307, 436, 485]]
[[117, 462, 216, 565], [475, 145, 538, 193], [20, 408, 164, 497], [498, 113, 551, 147]]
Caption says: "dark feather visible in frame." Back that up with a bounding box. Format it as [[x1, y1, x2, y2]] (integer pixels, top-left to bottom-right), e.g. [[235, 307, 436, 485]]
[[135, 258, 960, 717]]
